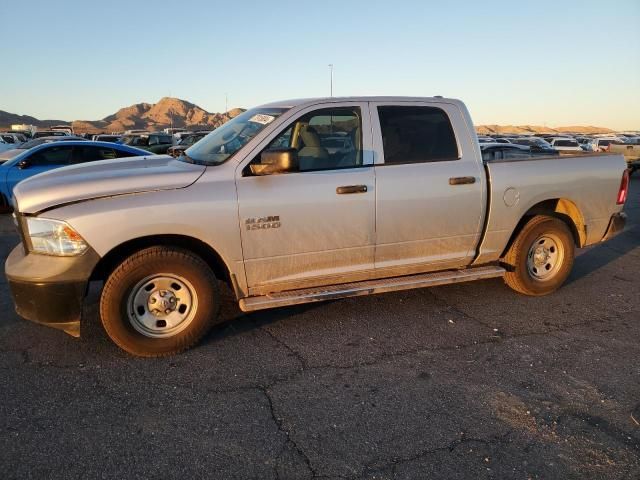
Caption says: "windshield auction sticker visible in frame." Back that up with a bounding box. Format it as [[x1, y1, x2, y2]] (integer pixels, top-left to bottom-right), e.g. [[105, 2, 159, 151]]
[[249, 114, 275, 125]]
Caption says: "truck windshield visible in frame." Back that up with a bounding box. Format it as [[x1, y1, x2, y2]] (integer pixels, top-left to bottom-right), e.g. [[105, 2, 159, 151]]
[[183, 107, 288, 165]]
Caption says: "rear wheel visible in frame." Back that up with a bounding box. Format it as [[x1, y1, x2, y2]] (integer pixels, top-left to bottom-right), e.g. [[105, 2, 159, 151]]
[[100, 246, 220, 357], [502, 215, 575, 296]]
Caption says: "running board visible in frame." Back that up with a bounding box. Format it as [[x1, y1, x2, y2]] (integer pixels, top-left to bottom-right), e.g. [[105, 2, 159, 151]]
[[239, 265, 505, 312]]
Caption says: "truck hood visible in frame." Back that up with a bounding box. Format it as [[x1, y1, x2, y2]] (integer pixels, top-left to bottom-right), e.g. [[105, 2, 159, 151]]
[[14, 155, 206, 214]]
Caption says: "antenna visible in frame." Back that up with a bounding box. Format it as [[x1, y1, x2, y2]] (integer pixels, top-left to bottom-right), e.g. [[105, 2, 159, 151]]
[[168, 90, 173, 133], [328, 64, 333, 97]]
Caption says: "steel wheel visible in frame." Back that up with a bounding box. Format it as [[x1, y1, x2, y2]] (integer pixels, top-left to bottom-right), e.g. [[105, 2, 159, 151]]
[[526, 233, 565, 281], [127, 273, 198, 338]]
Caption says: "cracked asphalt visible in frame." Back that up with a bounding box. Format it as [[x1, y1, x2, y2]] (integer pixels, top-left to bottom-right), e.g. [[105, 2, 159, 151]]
[[1, 179, 639, 480]]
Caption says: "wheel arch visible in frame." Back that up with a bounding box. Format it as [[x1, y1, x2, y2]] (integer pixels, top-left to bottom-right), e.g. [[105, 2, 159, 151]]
[[91, 234, 233, 288], [500, 198, 586, 258]]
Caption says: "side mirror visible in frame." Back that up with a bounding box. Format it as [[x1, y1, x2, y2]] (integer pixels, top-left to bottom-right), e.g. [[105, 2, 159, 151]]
[[18, 160, 30, 169], [250, 149, 298, 176]]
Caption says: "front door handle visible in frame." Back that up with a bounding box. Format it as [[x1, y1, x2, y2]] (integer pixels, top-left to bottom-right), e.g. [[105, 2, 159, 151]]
[[449, 176, 476, 186], [336, 185, 368, 194]]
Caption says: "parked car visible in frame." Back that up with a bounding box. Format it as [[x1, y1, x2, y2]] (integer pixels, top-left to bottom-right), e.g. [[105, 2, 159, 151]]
[[173, 131, 195, 143], [93, 135, 122, 143], [320, 135, 355, 156], [0, 136, 88, 162], [0, 141, 149, 208], [50, 125, 74, 135], [590, 137, 624, 152], [32, 130, 71, 139], [0, 137, 13, 154], [4, 96, 628, 356], [121, 133, 174, 154], [510, 137, 559, 155], [1, 133, 27, 145], [167, 133, 207, 158], [550, 138, 583, 153], [480, 143, 532, 161], [575, 137, 594, 151], [8, 130, 32, 140], [0, 134, 27, 154]]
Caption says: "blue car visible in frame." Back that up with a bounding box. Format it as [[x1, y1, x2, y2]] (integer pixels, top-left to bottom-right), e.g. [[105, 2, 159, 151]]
[[0, 141, 149, 207]]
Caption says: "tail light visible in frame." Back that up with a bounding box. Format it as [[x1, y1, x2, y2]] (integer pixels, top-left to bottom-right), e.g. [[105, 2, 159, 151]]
[[617, 169, 630, 205]]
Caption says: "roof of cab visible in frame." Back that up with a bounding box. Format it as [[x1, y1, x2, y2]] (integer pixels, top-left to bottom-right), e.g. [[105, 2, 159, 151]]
[[258, 96, 464, 109]]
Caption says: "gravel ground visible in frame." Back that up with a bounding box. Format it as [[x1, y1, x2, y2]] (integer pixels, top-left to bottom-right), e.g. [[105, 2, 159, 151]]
[[0, 178, 638, 480]]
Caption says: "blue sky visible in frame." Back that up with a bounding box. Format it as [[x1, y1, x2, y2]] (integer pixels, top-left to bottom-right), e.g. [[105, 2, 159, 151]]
[[1, 0, 638, 129]]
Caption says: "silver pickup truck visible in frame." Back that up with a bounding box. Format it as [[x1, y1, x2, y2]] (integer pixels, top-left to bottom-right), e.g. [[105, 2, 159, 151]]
[[5, 97, 629, 357]]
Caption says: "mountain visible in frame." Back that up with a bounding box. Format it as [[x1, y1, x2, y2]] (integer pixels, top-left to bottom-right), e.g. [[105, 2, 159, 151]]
[[73, 97, 245, 133], [0, 99, 621, 135], [0, 110, 68, 129], [0, 97, 245, 134], [476, 124, 615, 135]]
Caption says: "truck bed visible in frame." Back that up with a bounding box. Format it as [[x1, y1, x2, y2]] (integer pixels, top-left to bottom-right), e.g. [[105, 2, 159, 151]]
[[474, 152, 626, 264]]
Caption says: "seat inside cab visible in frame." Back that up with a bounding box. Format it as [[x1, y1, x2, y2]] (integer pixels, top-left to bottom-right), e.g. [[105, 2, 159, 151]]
[[256, 107, 362, 172]]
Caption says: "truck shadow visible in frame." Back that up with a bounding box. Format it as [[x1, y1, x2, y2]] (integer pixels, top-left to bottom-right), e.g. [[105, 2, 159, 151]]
[[565, 223, 639, 285]]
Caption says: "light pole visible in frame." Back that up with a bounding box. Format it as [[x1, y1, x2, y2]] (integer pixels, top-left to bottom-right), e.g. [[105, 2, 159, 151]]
[[328, 64, 333, 97]]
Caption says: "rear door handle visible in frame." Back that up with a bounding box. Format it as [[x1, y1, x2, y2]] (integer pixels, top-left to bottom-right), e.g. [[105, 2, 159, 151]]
[[449, 176, 476, 186], [336, 185, 368, 194]]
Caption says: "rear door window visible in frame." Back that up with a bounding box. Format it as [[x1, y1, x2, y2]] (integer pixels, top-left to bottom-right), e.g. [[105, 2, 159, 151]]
[[73, 146, 119, 163], [378, 106, 459, 164], [116, 148, 143, 158], [27, 146, 73, 166]]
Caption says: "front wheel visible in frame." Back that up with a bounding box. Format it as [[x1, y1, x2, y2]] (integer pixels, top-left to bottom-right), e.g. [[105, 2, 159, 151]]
[[100, 246, 220, 357], [502, 215, 575, 296]]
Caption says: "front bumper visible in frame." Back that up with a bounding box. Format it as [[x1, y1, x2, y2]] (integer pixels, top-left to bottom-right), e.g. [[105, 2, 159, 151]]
[[5, 244, 100, 337], [601, 212, 627, 242]]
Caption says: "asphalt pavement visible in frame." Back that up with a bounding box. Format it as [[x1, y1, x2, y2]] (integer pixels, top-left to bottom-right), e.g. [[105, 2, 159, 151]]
[[1, 179, 639, 479]]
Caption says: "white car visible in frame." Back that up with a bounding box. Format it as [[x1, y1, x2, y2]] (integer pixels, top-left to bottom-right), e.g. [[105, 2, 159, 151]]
[[590, 137, 624, 152], [550, 138, 583, 153]]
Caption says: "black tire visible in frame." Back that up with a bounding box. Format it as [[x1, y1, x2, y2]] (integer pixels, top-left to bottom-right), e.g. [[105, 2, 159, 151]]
[[502, 215, 575, 296], [100, 246, 220, 357]]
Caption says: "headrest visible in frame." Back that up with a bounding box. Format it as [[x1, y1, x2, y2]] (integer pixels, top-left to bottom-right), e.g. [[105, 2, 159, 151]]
[[300, 125, 321, 147]]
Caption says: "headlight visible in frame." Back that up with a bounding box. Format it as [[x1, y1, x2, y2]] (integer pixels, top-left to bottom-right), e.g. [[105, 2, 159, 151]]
[[26, 217, 88, 256]]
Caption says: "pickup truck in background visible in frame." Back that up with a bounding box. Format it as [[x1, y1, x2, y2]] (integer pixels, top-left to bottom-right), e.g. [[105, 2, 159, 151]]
[[607, 143, 640, 174], [5, 96, 629, 357]]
